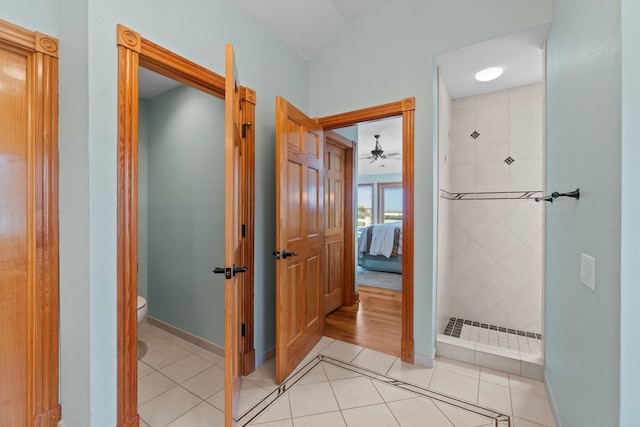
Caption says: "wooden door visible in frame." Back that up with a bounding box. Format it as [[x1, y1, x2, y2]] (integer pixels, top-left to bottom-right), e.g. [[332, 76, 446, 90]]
[[0, 21, 60, 427], [323, 134, 347, 314], [224, 44, 246, 425], [275, 97, 324, 383]]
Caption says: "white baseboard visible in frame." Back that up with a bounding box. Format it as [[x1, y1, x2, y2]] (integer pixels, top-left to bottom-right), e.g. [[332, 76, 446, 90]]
[[145, 316, 224, 358], [414, 348, 435, 368]]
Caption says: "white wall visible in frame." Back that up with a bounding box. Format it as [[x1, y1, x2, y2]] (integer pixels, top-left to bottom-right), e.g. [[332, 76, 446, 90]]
[[438, 84, 544, 334], [308, 0, 553, 358], [546, 0, 622, 424]]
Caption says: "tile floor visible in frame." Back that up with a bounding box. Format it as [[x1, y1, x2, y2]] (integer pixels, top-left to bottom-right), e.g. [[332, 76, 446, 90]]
[[138, 321, 557, 427]]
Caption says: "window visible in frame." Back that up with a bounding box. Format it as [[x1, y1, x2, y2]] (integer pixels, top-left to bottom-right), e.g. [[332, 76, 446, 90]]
[[378, 182, 403, 223], [357, 184, 373, 230]]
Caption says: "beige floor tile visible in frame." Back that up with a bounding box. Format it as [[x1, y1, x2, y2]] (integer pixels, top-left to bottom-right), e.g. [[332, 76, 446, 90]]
[[251, 420, 293, 427], [195, 348, 225, 365], [509, 373, 547, 397], [330, 377, 384, 409], [320, 340, 363, 362], [351, 348, 397, 374], [138, 371, 176, 405], [312, 336, 335, 353], [436, 357, 480, 379], [511, 389, 555, 426], [206, 388, 225, 412], [238, 380, 273, 414], [387, 397, 453, 427], [296, 363, 328, 385], [386, 358, 434, 388], [513, 416, 552, 426], [181, 365, 225, 400], [159, 354, 213, 383], [138, 360, 155, 379], [372, 381, 418, 403], [292, 411, 346, 427], [166, 402, 224, 426], [428, 369, 479, 403], [244, 358, 278, 389], [478, 381, 512, 415], [434, 401, 495, 427], [288, 382, 339, 418], [141, 344, 191, 370], [139, 418, 150, 427], [253, 394, 292, 424], [141, 335, 172, 354], [479, 366, 510, 387], [341, 403, 400, 427], [322, 363, 362, 381], [138, 385, 201, 426], [167, 336, 208, 354]]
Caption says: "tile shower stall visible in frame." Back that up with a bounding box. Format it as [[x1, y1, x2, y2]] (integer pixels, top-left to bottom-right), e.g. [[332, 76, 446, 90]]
[[436, 77, 545, 379]]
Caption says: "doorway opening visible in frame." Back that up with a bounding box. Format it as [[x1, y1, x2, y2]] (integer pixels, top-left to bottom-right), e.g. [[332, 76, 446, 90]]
[[324, 117, 404, 358], [317, 99, 416, 363]]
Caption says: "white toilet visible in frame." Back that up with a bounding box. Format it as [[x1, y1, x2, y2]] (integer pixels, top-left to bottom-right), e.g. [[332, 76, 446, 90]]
[[137, 296, 148, 323]]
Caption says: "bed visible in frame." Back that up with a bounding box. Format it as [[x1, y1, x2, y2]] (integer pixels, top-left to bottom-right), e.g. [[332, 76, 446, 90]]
[[357, 223, 402, 274]]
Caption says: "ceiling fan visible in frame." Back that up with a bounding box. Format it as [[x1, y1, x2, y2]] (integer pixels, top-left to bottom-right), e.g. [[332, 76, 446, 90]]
[[360, 134, 401, 163]]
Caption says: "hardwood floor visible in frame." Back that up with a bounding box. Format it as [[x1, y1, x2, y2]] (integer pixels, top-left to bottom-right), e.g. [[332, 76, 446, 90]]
[[324, 285, 402, 357]]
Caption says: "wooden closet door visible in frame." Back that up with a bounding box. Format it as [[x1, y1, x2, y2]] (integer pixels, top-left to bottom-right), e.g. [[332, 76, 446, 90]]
[[0, 20, 60, 427], [0, 40, 29, 427]]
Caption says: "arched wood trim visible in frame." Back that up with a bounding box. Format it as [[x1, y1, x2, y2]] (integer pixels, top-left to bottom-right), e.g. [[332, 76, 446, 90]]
[[316, 97, 415, 363], [116, 24, 256, 426], [0, 18, 61, 427]]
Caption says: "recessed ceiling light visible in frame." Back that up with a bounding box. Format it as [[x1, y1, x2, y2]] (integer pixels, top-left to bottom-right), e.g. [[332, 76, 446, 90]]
[[475, 66, 503, 82]]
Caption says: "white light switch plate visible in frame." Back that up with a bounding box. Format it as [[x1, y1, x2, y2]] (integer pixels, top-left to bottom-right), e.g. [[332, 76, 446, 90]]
[[581, 253, 595, 292]]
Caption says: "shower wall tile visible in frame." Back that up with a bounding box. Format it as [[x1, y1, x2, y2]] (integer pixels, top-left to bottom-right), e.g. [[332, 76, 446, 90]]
[[475, 161, 509, 192], [509, 158, 542, 191], [475, 131, 509, 163], [450, 134, 475, 165], [450, 164, 475, 193], [475, 89, 509, 106], [501, 203, 541, 243], [453, 242, 495, 278], [509, 83, 542, 100], [451, 107, 476, 135], [441, 84, 543, 335], [510, 128, 543, 160], [476, 102, 509, 134], [477, 223, 522, 260], [452, 95, 475, 110], [510, 97, 543, 130]]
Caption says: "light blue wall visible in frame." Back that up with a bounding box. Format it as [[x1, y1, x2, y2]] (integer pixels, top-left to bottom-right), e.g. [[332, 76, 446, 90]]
[[2, 0, 58, 36], [620, 0, 640, 423], [546, 0, 622, 425], [145, 85, 225, 345], [308, 0, 552, 358], [138, 98, 149, 300]]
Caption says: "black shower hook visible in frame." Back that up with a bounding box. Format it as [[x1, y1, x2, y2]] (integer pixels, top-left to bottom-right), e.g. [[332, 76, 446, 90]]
[[535, 188, 580, 203]]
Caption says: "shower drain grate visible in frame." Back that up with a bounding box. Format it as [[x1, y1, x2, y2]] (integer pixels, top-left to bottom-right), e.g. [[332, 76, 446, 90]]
[[443, 317, 542, 340]]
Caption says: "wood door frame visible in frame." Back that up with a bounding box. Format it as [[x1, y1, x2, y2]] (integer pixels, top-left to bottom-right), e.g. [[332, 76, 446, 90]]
[[0, 19, 61, 426], [116, 25, 255, 426], [316, 97, 415, 362]]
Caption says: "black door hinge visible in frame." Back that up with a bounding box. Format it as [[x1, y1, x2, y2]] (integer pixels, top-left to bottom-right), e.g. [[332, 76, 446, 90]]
[[242, 123, 252, 138], [242, 224, 246, 238], [241, 323, 246, 337]]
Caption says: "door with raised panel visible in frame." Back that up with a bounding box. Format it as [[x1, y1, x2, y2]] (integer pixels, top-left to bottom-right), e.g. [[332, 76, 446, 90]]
[[274, 97, 324, 383]]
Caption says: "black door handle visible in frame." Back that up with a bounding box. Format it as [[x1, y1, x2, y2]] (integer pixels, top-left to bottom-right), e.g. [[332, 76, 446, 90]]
[[282, 250, 298, 259], [213, 267, 225, 274], [233, 265, 247, 276]]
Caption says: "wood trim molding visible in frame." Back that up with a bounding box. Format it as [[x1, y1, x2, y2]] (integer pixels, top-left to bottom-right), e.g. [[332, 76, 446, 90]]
[[316, 97, 415, 363], [0, 19, 61, 427], [240, 86, 256, 375]]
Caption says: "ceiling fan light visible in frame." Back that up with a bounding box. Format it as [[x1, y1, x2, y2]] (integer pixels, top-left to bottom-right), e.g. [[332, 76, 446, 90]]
[[475, 66, 503, 82]]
